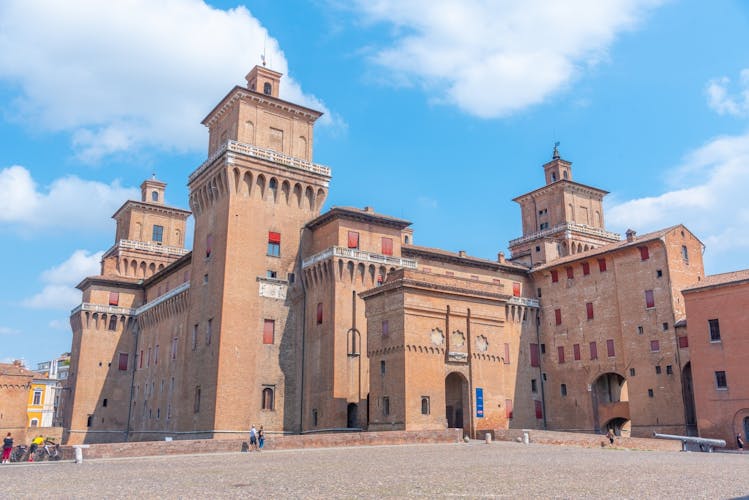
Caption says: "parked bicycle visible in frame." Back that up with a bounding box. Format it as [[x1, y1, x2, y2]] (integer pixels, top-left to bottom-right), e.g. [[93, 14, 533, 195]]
[[36, 441, 61, 461], [10, 444, 27, 462]]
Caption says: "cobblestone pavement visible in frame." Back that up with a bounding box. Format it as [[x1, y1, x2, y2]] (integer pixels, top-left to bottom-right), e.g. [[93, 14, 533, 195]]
[[2, 441, 748, 499]]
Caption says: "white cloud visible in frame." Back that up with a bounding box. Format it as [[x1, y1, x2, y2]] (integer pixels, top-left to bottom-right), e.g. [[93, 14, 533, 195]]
[[349, 0, 663, 117], [23, 250, 103, 311], [0, 326, 20, 336], [706, 69, 749, 117], [0, 165, 139, 231], [48, 319, 70, 331], [0, 0, 341, 162], [607, 131, 749, 272]]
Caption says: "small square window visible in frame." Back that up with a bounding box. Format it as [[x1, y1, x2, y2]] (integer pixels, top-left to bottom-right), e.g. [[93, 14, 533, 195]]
[[656, 269, 663, 278], [655, 365, 661, 374], [666, 365, 673, 375], [662, 322, 668, 331], [560, 384, 567, 397], [648, 388, 654, 398], [531, 379, 537, 393], [630, 368, 636, 376], [535, 246, 541, 252]]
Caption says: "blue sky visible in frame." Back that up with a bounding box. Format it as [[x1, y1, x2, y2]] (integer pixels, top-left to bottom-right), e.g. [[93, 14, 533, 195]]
[[1, 0, 748, 368]]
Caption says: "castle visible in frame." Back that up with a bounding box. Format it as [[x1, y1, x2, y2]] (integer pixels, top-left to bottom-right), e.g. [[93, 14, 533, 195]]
[[60, 66, 702, 443]]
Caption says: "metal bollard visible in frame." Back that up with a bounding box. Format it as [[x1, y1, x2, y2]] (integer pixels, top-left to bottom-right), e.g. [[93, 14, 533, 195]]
[[74, 447, 83, 464], [523, 432, 529, 445], [485, 433, 492, 444]]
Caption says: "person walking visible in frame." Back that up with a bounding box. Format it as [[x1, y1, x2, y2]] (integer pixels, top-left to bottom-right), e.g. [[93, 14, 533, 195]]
[[737, 434, 744, 452], [606, 428, 615, 446], [1, 432, 12, 463], [258, 426, 265, 450], [249, 425, 258, 451]]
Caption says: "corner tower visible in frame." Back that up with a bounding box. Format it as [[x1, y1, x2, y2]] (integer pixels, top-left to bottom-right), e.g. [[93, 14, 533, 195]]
[[182, 65, 330, 436], [508, 147, 620, 267]]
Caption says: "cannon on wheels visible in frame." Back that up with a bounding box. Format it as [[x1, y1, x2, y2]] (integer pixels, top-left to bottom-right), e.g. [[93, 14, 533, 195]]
[[653, 433, 726, 452]]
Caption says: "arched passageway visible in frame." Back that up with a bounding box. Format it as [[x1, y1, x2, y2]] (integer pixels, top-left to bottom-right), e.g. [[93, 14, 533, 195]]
[[445, 372, 468, 433]]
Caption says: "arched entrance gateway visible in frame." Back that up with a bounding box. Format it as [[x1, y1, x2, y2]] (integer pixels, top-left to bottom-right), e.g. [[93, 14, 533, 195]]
[[591, 372, 631, 435], [347, 403, 358, 429], [445, 372, 469, 433]]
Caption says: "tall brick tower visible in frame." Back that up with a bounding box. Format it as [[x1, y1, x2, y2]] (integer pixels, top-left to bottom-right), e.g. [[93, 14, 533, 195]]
[[180, 65, 331, 435], [63, 180, 189, 443], [508, 145, 620, 266]]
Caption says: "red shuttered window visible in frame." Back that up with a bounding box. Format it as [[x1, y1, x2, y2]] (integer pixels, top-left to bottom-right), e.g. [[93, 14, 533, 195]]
[[535, 400, 543, 419], [118, 353, 128, 371], [558, 346, 565, 364], [678, 336, 689, 348], [598, 258, 607, 272], [586, 302, 594, 320], [551, 270, 559, 283], [268, 232, 281, 244], [582, 262, 590, 276], [109, 292, 119, 306], [651, 340, 660, 352], [530, 343, 540, 367], [639, 246, 650, 260], [555, 308, 562, 326], [347, 231, 359, 249], [512, 282, 521, 297], [263, 319, 275, 344], [645, 290, 655, 308], [590, 341, 598, 360], [381, 237, 393, 256], [607, 339, 615, 357], [566, 266, 574, 279], [573, 343, 581, 361]]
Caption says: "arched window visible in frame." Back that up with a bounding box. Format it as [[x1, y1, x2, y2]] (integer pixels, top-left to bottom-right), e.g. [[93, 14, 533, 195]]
[[263, 82, 272, 95], [151, 191, 159, 202], [108, 315, 118, 331], [552, 172, 557, 182], [404, 235, 410, 244], [563, 170, 568, 179], [421, 396, 430, 415], [262, 387, 274, 410]]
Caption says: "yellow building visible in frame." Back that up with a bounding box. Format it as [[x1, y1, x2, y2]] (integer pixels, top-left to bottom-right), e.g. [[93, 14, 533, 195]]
[[27, 378, 57, 428]]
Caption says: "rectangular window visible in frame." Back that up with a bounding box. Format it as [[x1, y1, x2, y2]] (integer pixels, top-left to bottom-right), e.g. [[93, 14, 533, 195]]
[[206, 319, 213, 345], [316, 302, 323, 324], [530, 343, 540, 367], [152, 225, 164, 243], [347, 231, 359, 249], [109, 292, 119, 306], [560, 384, 567, 397], [630, 368, 636, 376], [154, 345, 159, 365], [708, 319, 721, 342], [267, 232, 281, 257], [656, 269, 663, 278], [662, 322, 669, 331], [540, 222, 549, 230], [139, 350, 143, 369], [381, 237, 393, 256], [645, 289, 655, 309], [206, 234, 213, 258], [666, 365, 673, 375], [681, 245, 689, 263], [651, 340, 660, 352], [531, 379, 537, 393], [421, 396, 430, 415], [505, 399, 513, 419], [535, 400, 543, 419], [504, 343, 510, 364], [118, 352, 128, 371], [586, 302, 594, 320], [648, 388, 654, 398], [678, 336, 689, 348], [263, 319, 275, 344], [573, 343, 581, 361], [606, 339, 615, 357], [637, 326, 644, 335], [582, 262, 590, 276], [566, 266, 574, 279], [557, 346, 565, 364], [511, 282, 520, 297], [551, 270, 559, 283], [194, 386, 201, 413], [33, 390, 42, 405], [383, 396, 390, 416], [192, 324, 198, 351], [171, 338, 178, 360], [266, 270, 277, 279], [589, 341, 598, 360], [639, 246, 650, 260], [147, 347, 151, 366], [554, 308, 562, 326], [715, 371, 727, 389], [598, 258, 607, 272], [382, 320, 389, 337], [655, 365, 662, 374]]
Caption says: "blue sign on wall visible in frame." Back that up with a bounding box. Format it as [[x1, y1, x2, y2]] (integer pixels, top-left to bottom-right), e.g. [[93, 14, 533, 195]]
[[476, 387, 484, 418]]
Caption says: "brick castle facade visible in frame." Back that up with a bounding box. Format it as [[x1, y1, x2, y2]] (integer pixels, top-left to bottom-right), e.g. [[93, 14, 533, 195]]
[[61, 66, 707, 444]]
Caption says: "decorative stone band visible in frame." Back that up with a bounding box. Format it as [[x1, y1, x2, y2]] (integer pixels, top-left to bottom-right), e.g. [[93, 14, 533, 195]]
[[302, 246, 417, 270], [104, 239, 190, 258], [71, 303, 137, 316], [189, 140, 331, 184], [508, 296, 540, 308], [135, 282, 190, 316], [509, 222, 620, 248]]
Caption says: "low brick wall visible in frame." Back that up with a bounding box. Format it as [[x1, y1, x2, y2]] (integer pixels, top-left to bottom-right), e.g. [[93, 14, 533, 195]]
[[492, 429, 682, 452], [58, 429, 463, 460]]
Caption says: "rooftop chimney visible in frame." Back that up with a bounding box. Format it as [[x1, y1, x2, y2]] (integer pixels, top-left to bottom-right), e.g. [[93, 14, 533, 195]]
[[625, 229, 637, 242], [498, 252, 506, 263], [458, 250, 467, 258]]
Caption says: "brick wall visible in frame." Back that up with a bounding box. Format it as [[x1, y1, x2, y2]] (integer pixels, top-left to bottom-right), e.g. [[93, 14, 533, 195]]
[[492, 428, 682, 451]]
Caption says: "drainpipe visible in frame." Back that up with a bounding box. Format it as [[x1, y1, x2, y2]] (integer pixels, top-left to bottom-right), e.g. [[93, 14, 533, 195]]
[[466, 308, 475, 439], [125, 318, 140, 441], [298, 229, 308, 434]]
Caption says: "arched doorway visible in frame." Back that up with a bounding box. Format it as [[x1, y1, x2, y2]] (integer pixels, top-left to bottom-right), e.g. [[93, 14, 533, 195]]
[[591, 372, 629, 433], [604, 417, 631, 437], [445, 372, 468, 432], [347, 403, 358, 429], [744, 416, 749, 440]]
